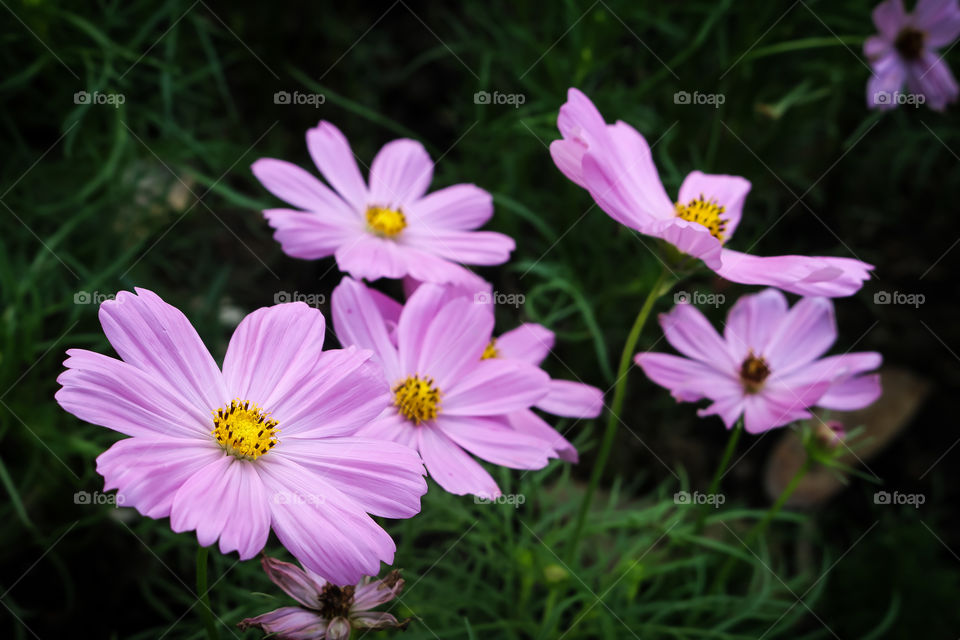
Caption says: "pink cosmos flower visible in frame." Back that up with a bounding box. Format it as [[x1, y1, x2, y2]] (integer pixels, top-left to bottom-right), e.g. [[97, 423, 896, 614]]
[[369, 280, 603, 462], [332, 277, 557, 498], [550, 89, 874, 297], [55, 289, 426, 585], [252, 121, 513, 286], [866, 0, 960, 111], [635, 289, 882, 434], [238, 556, 408, 639]]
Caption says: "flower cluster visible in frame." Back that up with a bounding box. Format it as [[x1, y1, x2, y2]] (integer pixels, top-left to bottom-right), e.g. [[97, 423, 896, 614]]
[[53, 3, 946, 630]]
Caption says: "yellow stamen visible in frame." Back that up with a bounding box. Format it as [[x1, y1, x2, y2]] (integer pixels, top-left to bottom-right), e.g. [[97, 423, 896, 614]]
[[212, 399, 279, 460], [393, 375, 441, 425], [481, 338, 499, 360], [366, 206, 406, 238], [675, 195, 727, 243]]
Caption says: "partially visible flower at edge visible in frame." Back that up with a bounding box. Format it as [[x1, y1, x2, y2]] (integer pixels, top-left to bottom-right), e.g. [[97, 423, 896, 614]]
[[239, 556, 408, 640], [550, 88, 874, 297], [865, 0, 960, 111], [252, 120, 511, 287], [635, 288, 882, 434]]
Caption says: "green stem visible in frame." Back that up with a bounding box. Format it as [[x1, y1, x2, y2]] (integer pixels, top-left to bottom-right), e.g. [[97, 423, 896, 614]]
[[564, 267, 672, 564], [712, 456, 813, 593], [695, 420, 743, 532], [196, 545, 219, 640]]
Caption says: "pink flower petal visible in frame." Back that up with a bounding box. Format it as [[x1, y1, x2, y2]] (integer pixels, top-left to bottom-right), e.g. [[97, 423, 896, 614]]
[[403, 228, 514, 266], [96, 437, 222, 518], [417, 424, 500, 498], [442, 359, 549, 416], [401, 246, 491, 287], [867, 53, 908, 109], [335, 235, 409, 281], [436, 415, 553, 469], [259, 456, 396, 586], [496, 323, 555, 365], [715, 249, 873, 297], [536, 379, 603, 419], [723, 288, 789, 362], [99, 289, 228, 414], [269, 347, 389, 438], [658, 303, 737, 370], [763, 297, 836, 374], [263, 208, 360, 260], [306, 121, 368, 211], [742, 385, 822, 434], [908, 52, 959, 111], [222, 302, 327, 411], [873, 0, 906, 39], [251, 158, 356, 221], [367, 139, 433, 209], [56, 349, 210, 438], [414, 297, 494, 391], [170, 456, 270, 559], [676, 171, 751, 239], [635, 352, 738, 402], [818, 373, 882, 410], [646, 218, 723, 269], [357, 410, 419, 449], [404, 183, 493, 230], [913, 0, 960, 46], [331, 277, 402, 380], [396, 283, 459, 374], [507, 410, 578, 462], [697, 394, 746, 429], [275, 436, 425, 519]]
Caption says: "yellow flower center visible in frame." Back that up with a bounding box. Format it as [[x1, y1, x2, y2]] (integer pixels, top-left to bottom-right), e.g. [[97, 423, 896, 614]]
[[212, 399, 279, 460], [393, 375, 441, 425], [675, 195, 727, 243], [366, 206, 406, 238], [481, 338, 499, 360], [739, 353, 771, 394]]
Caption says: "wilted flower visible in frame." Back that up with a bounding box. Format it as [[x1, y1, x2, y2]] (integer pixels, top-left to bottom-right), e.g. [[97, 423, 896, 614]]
[[56, 289, 426, 585], [550, 89, 874, 297], [865, 0, 960, 111], [332, 277, 557, 498], [252, 120, 512, 285], [635, 289, 882, 434], [239, 556, 409, 640]]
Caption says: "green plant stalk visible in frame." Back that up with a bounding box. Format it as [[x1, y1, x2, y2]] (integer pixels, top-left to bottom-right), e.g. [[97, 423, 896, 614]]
[[712, 456, 813, 593], [196, 545, 219, 640], [564, 267, 672, 564], [695, 419, 743, 532]]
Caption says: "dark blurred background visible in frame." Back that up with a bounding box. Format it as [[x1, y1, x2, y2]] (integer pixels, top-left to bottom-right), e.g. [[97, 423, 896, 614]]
[[1, 1, 958, 638]]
